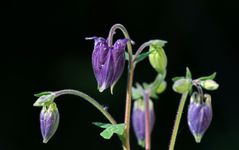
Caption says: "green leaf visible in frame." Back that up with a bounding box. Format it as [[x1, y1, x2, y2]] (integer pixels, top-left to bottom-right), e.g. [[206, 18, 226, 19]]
[[34, 91, 52, 97], [197, 72, 217, 81], [135, 50, 154, 64], [92, 122, 112, 129], [172, 76, 184, 82], [100, 124, 125, 139], [186, 67, 192, 78]]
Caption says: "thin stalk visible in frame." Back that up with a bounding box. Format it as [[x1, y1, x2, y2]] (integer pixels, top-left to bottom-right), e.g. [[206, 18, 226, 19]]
[[108, 24, 134, 150], [169, 92, 189, 150], [54, 89, 117, 125], [143, 91, 151, 150]]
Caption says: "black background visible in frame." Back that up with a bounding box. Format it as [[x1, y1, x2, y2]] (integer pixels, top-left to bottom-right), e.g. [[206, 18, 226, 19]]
[[2, 0, 239, 149]]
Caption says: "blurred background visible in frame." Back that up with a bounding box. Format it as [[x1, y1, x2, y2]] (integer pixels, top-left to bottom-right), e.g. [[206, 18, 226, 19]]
[[2, 0, 239, 149]]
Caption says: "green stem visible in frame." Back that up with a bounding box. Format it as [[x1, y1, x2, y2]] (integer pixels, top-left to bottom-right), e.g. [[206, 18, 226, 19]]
[[169, 92, 189, 150], [54, 89, 117, 125], [108, 24, 134, 150]]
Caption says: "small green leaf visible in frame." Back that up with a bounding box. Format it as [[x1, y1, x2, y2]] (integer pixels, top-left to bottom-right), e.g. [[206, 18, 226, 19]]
[[92, 122, 112, 129], [34, 91, 52, 97], [135, 50, 154, 64], [197, 72, 217, 81], [186, 67, 192, 78], [172, 76, 184, 82], [100, 124, 125, 139]]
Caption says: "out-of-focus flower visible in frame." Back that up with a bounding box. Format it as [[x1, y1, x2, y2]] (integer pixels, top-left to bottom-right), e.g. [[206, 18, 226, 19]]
[[132, 99, 155, 147]]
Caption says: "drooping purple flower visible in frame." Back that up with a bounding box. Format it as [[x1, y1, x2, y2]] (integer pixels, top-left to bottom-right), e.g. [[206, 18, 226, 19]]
[[187, 92, 213, 143], [132, 99, 155, 147], [88, 37, 128, 93], [40, 102, 59, 143]]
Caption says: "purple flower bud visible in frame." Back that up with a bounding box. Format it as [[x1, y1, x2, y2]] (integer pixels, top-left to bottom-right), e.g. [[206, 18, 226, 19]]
[[40, 102, 59, 143], [89, 37, 128, 93], [187, 92, 213, 143], [132, 99, 155, 147]]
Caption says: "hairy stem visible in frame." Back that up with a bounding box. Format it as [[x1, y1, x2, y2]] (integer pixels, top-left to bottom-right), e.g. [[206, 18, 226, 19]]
[[108, 24, 134, 150], [54, 89, 117, 125], [169, 92, 189, 150]]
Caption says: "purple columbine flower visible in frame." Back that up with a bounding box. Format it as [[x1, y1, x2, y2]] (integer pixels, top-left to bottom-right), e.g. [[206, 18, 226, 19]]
[[187, 92, 213, 143], [132, 99, 155, 147], [40, 102, 60, 143], [88, 37, 128, 93]]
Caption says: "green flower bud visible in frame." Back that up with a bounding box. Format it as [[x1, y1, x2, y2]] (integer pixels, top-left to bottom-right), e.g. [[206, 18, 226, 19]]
[[200, 80, 219, 90], [173, 78, 192, 94], [156, 81, 167, 94], [149, 40, 167, 74]]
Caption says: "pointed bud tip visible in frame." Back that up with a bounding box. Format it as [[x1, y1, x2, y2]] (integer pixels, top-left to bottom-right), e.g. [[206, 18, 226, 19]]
[[43, 139, 48, 144], [194, 134, 203, 143]]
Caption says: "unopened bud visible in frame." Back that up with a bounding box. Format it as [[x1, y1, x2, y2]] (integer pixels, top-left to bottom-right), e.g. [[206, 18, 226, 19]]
[[187, 93, 213, 143], [132, 99, 155, 147], [149, 40, 167, 74], [40, 102, 60, 143], [173, 78, 192, 94], [200, 80, 219, 90]]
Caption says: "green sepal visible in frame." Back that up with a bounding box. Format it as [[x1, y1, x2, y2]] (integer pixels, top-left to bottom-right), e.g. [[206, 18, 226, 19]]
[[132, 87, 142, 100], [93, 122, 125, 139], [186, 67, 192, 78], [172, 76, 184, 82], [34, 91, 52, 97], [197, 72, 217, 81], [132, 83, 144, 100], [33, 92, 55, 107]]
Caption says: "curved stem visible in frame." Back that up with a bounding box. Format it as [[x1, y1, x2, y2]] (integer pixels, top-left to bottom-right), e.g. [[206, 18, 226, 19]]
[[54, 89, 117, 125], [108, 24, 134, 150], [193, 81, 204, 102], [169, 92, 189, 150]]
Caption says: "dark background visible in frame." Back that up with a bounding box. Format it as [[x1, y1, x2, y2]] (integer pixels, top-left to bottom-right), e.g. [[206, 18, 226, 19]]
[[2, 0, 239, 149]]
